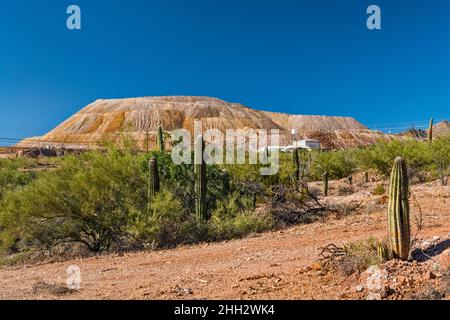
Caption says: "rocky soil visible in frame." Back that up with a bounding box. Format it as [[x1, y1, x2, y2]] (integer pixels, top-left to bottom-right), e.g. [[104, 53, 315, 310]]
[[330, 236, 449, 300], [0, 180, 448, 300]]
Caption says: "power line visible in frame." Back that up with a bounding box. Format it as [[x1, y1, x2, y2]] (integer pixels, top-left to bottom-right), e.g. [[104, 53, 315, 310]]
[[369, 125, 429, 131], [366, 119, 446, 129], [365, 118, 445, 127]]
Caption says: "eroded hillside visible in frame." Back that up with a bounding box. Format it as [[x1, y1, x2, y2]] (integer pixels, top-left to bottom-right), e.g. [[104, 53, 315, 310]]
[[18, 96, 393, 150]]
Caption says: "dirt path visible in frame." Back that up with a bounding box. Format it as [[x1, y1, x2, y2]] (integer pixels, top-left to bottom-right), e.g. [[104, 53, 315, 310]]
[[0, 182, 448, 300]]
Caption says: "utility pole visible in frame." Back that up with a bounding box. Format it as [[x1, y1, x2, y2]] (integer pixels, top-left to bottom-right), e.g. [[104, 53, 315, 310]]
[[291, 128, 296, 147]]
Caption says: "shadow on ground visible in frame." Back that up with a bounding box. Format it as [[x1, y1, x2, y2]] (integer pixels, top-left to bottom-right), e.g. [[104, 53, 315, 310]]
[[411, 239, 450, 262]]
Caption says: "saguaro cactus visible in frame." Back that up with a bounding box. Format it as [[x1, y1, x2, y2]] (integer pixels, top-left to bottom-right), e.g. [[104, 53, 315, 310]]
[[145, 130, 150, 153], [428, 117, 433, 145], [387, 157, 411, 260], [307, 151, 312, 170], [194, 135, 208, 221], [157, 126, 164, 152], [148, 156, 160, 205], [365, 172, 369, 183], [252, 193, 257, 210], [222, 169, 230, 196], [292, 148, 300, 183], [322, 172, 329, 196]]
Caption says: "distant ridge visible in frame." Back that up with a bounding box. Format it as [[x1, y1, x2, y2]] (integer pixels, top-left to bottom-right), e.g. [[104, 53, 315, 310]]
[[433, 120, 450, 137], [398, 120, 450, 139]]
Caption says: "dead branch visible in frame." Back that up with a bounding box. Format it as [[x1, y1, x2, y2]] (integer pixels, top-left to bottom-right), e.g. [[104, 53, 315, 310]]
[[317, 243, 346, 268], [410, 194, 423, 247]]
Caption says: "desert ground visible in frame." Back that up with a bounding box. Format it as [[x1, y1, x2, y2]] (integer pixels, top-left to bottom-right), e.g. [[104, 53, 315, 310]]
[[0, 179, 448, 300]]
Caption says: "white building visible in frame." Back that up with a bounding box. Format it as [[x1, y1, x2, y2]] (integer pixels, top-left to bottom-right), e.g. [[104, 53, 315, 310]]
[[295, 139, 321, 150], [254, 139, 321, 153]]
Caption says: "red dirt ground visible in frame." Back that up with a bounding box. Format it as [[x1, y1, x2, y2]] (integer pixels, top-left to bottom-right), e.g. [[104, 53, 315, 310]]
[[0, 180, 448, 300]]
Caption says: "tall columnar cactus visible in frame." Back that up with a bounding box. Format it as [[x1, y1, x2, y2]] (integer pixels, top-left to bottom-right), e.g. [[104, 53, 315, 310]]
[[322, 172, 329, 196], [194, 135, 208, 221], [307, 151, 312, 169], [292, 148, 300, 183], [157, 126, 164, 152], [222, 169, 230, 196], [145, 130, 150, 153], [387, 157, 411, 260], [148, 156, 160, 204], [428, 117, 433, 145], [365, 172, 369, 183]]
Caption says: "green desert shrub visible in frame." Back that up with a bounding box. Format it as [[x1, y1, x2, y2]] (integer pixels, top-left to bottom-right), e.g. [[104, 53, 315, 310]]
[[0, 147, 148, 253], [0, 147, 274, 255], [0, 159, 37, 201], [355, 139, 432, 177], [430, 135, 450, 184], [310, 150, 357, 180], [129, 189, 273, 248], [128, 189, 191, 247], [222, 152, 296, 187], [372, 184, 386, 195], [209, 192, 273, 240]]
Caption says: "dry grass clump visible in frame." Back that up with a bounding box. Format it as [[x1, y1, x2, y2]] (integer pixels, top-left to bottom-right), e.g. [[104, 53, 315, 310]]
[[372, 184, 386, 195], [319, 238, 381, 276], [32, 280, 76, 296], [336, 184, 354, 196]]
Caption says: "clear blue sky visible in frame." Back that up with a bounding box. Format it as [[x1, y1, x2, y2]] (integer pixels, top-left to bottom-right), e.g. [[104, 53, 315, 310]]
[[1, 0, 449, 144]]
